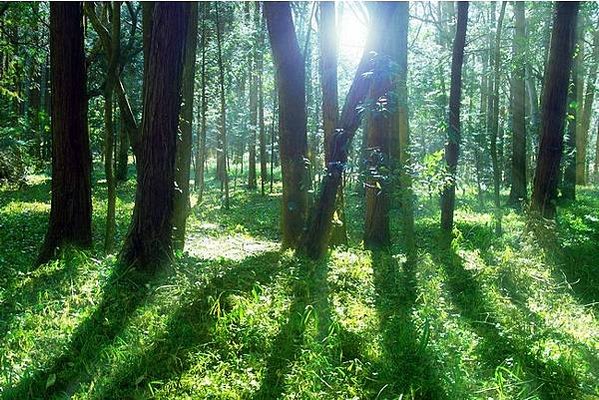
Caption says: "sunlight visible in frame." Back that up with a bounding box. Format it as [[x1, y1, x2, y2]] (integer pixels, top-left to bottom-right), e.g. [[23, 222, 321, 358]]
[[337, 2, 369, 61]]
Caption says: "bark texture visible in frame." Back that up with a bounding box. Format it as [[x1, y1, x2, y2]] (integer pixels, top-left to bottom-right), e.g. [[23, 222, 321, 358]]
[[38, 3, 92, 265], [121, 2, 190, 268]]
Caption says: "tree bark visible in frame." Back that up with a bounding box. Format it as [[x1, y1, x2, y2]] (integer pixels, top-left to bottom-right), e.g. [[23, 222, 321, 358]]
[[264, 2, 309, 249], [508, 1, 527, 206], [257, 4, 267, 196], [247, 3, 259, 190], [194, 3, 208, 203], [301, 2, 397, 258], [38, 3, 92, 265], [120, 2, 190, 268], [440, 1, 469, 237], [561, 68, 577, 201], [531, 2, 579, 219], [215, 2, 230, 209], [173, 3, 198, 250]]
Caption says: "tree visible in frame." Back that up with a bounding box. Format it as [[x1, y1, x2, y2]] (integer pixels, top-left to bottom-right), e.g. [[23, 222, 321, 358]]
[[561, 66, 577, 201], [440, 1, 469, 237], [37, 2, 92, 265], [508, 1, 527, 206], [194, 3, 208, 203], [247, 3, 258, 190], [215, 2, 230, 209], [531, 2, 579, 219], [264, 1, 309, 249], [301, 2, 398, 259], [319, 1, 347, 245], [173, 3, 199, 250], [120, 2, 190, 268], [257, 5, 267, 196]]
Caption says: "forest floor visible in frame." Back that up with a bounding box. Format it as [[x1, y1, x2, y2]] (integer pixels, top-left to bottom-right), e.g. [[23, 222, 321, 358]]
[[0, 167, 598, 399]]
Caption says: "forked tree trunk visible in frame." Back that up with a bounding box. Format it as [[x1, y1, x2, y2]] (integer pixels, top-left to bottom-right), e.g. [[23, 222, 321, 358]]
[[531, 2, 579, 219], [38, 3, 92, 265], [440, 1, 469, 238], [301, 2, 397, 258], [173, 3, 198, 250], [508, 1, 527, 206], [264, 1, 308, 249], [120, 2, 190, 268]]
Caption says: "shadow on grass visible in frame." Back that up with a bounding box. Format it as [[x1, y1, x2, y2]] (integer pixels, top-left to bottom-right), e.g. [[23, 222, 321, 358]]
[[370, 250, 447, 399], [4, 261, 159, 399], [431, 246, 583, 399]]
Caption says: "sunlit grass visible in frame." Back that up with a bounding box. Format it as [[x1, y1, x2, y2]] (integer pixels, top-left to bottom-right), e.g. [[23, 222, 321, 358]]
[[0, 169, 598, 398]]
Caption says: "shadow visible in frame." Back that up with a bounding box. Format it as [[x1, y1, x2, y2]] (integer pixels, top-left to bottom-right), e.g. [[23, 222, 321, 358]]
[[4, 261, 158, 399], [68, 251, 284, 399], [370, 250, 447, 399], [431, 248, 583, 399]]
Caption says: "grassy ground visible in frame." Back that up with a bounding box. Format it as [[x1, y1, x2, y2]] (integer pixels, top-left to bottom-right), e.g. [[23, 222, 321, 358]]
[[0, 168, 598, 399]]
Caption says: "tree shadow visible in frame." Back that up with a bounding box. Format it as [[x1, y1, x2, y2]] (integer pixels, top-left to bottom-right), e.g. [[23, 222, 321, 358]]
[[4, 261, 159, 399], [370, 250, 448, 399], [431, 247, 583, 399], [93, 251, 286, 399]]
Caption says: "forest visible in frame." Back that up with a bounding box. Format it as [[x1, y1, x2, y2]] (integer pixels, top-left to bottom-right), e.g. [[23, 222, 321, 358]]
[[0, 1, 598, 399]]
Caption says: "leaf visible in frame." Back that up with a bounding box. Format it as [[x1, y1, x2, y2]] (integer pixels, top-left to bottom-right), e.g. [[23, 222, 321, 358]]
[[46, 373, 56, 389]]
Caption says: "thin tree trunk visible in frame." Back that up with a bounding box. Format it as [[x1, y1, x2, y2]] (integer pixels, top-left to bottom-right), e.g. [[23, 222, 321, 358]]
[[215, 1, 230, 209], [562, 68, 577, 200], [116, 111, 129, 181], [120, 2, 190, 268], [270, 86, 277, 194], [440, 2, 469, 237], [257, 4, 267, 196], [264, 2, 309, 249], [173, 3, 198, 250], [531, 2, 579, 219], [247, 2, 258, 190], [38, 2, 92, 265], [195, 3, 208, 203], [508, 1, 527, 206]]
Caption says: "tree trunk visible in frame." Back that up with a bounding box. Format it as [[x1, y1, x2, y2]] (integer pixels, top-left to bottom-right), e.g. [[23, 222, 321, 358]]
[[247, 5, 258, 190], [116, 112, 129, 181], [264, 2, 309, 249], [120, 2, 190, 268], [257, 4, 267, 196], [319, 1, 347, 246], [440, 2, 469, 237], [173, 3, 198, 250], [489, 1, 506, 233], [577, 26, 599, 185], [531, 2, 579, 219], [562, 69, 577, 200], [508, 1, 527, 206], [301, 2, 397, 259], [38, 3, 92, 265], [194, 3, 208, 203], [215, 2, 230, 209]]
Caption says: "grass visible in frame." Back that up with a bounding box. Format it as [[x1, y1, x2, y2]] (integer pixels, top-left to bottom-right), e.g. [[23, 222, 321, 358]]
[[0, 167, 598, 399]]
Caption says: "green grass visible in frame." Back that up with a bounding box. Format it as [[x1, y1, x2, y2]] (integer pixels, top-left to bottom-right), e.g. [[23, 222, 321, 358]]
[[0, 169, 598, 399]]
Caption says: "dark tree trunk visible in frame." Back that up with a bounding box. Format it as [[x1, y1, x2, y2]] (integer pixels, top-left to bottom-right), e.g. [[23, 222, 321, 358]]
[[531, 2, 579, 219], [440, 2, 469, 237], [38, 3, 92, 265], [194, 3, 208, 203], [173, 3, 198, 250], [264, 1, 309, 249], [319, 1, 347, 246], [301, 2, 397, 258], [215, 2, 230, 208], [508, 1, 527, 206], [121, 2, 190, 268]]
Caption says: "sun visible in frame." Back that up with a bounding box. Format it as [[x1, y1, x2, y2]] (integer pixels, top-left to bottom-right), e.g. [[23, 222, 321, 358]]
[[336, 1, 369, 61]]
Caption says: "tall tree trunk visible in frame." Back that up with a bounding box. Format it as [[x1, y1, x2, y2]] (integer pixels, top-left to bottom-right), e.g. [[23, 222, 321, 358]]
[[215, 2, 230, 209], [173, 3, 198, 250], [508, 1, 527, 206], [270, 87, 278, 194], [38, 3, 92, 265], [301, 2, 397, 259], [531, 2, 579, 219], [393, 1, 414, 251], [440, 2, 469, 237], [264, 2, 309, 249], [194, 3, 208, 203], [489, 1, 506, 233], [247, 3, 258, 190], [121, 2, 190, 268], [319, 1, 347, 245], [257, 4, 267, 196], [116, 112, 129, 181], [577, 26, 599, 185]]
